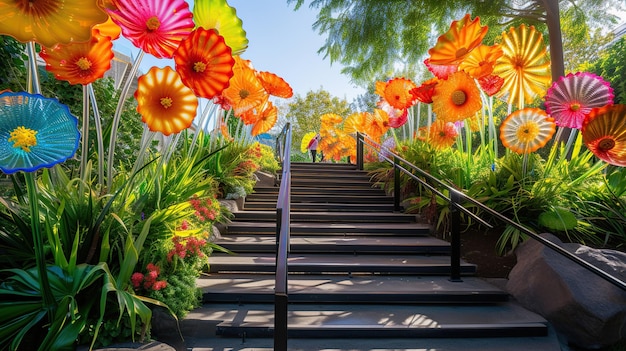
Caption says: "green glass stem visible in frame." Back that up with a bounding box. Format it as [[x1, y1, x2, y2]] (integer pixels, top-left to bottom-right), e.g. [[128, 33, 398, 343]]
[[25, 172, 56, 315]]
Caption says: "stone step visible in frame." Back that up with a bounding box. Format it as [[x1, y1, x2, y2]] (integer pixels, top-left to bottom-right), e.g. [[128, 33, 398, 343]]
[[243, 201, 396, 212], [231, 210, 416, 223], [224, 221, 430, 236]]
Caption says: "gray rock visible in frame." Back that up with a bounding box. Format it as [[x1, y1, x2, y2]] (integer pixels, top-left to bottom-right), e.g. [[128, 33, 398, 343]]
[[507, 233, 626, 349]]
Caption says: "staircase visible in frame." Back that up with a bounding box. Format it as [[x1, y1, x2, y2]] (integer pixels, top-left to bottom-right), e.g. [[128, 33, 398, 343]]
[[181, 162, 562, 350]]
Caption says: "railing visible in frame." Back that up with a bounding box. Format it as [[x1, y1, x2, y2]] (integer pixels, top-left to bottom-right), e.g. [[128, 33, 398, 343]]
[[356, 132, 626, 290], [274, 123, 292, 351]]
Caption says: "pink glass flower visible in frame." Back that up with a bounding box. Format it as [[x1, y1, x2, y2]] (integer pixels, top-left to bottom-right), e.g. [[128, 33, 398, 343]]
[[106, 0, 194, 59], [545, 72, 614, 130], [377, 100, 408, 128]]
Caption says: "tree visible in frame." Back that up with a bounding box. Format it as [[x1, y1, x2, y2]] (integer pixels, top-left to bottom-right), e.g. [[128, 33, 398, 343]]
[[287, 0, 625, 86], [581, 37, 626, 104], [286, 89, 353, 152]]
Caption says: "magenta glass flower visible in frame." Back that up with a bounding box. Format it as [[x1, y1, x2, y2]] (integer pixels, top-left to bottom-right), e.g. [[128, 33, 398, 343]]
[[106, 0, 194, 59], [545, 72, 614, 130]]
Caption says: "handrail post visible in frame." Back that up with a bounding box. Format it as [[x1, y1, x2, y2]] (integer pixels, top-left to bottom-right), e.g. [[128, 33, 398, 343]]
[[356, 133, 364, 170], [449, 191, 462, 282], [393, 156, 401, 212]]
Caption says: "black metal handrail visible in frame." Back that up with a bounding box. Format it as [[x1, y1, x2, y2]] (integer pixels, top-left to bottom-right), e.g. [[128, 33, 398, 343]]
[[274, 123, 291, 351], [356, 132, 626, 290]]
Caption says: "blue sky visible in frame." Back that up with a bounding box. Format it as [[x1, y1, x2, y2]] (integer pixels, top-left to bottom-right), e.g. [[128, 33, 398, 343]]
[[113, 0, 366, 102]]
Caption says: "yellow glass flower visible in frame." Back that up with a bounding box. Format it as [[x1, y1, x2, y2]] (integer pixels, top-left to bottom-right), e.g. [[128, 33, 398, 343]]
[[135, 66, 198, 136], [40, 29, 114, 85], [364, 109, 390, 142], [428, 14, 488, 66], [193, 0, 249, 55], [432, 71, 482, 123], [581, 104, 626, 167], [343, 112, 368, 134], [459, 44, 503, 79], [0, 0, 108, 48], [428, 120, 458, 150], [320, 113, 344, 129], [500, 108, 556, 154], [493, 24, 552, 109]]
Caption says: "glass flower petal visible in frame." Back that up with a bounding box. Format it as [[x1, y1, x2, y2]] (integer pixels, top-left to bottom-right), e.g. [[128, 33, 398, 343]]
[[257, 71, 293, 98], [432, 71, 482, 123], [193, 0, 249, 56], [377, 100, 408, 128], [500, 108, 556, 154], [93, 16, 122, 40], [411, 78, 438, 104], [493, 24, 552, 108], [343, 112, 368, 134], [581, 104, 626, 167], [478, 74, 504, 96], [135, 66, 198, 136], [251, 102, 277, 136], [0, 92, 80, 174], [222, 56, 268, 116], [545, 72, 614, 130], [424, 58, 458, 80], [428, 14, 488, 66], [428, 120, 458, 150], [40, 29, 114, 85], [106, 0, 194, 59], [0, 0, 108, 47], [174, 27, 235, 99], [320, 113, 344, 129]]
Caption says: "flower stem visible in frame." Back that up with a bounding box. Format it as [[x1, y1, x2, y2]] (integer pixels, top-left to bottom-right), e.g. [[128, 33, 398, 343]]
[[25, 172, 56, 317], [87, 84, 106, 188]]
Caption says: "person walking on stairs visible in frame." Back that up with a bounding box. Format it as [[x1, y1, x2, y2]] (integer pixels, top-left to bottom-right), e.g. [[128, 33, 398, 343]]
[[307, 133, 321, 162]]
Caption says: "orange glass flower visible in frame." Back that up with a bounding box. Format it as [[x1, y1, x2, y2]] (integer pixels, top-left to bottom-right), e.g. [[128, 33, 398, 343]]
[[432, 71, 482, 123], [428, 14, 488, 66], [365, 109, 390, 142], [428, 120, 458, 150], [222, 56, 268, 116], [93, 16, 122, 40], [377, 100, 408, 128], [135, 66, 198, 136], [40, 29, 113, 85], [343, 112, 368, 134], [459, 44, 503, 79], [257, 71, 293, 98], [581, 104, 626, 167], [193, 0, 249, 55], [106, 0, 194, 59], [0, 0, 108, 48], [174, 27, 235, 99], [493, 24, 552, 108], [384, 77, 418, 109], [251, 102, 278, 136], [320, 113, 344, 129], [500, 108, 556, 154]]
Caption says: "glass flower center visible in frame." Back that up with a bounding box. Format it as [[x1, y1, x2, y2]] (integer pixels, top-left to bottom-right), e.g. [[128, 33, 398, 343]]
[[598, 137, 615, 152], [516, 121, 539, 143], [76, 57, 92, 70], [160, 97, 173, 108], [9, 126, 38, 152], [146, 16, 161, 32], [239, 89, 250, 99], [194, 61, 207, 73], [451, 90, 466, 106], [569, 103, 581, 112]]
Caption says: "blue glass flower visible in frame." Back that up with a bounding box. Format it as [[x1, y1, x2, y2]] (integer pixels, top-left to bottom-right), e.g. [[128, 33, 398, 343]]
[[0, 92, 80, 174]]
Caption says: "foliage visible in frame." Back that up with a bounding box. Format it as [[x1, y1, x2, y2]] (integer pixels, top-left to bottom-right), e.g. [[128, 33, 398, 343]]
[[257, 143, 281, 174], [285, 89, 353, 152], [582, 37, 626, 104]]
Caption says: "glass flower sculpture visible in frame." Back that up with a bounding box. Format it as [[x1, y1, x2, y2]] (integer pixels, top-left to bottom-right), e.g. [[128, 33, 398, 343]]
[[500, 108, 556, 154], [427, 14, 488, 66], [383, 77, 417, 110], [432, 71, 482, 123], [459, 44, 503, 79], [301, 132, 318, 153], [0, 92, 80, 174], [106, 0, 194, 59], [545, 72, 614, 130], [581, 104, 626, 167], [257, 71, 294, 98], [493, 24, 551, 108], [135, 66, 198, 136], [251, 102, 278, 136], [193, 0, 249, 55], [222, 56, 268, 116], [428, 120, 458, 150], [0, 0, 108, 47], [174, 27, 235, 99], [40, 29, 114, 85]]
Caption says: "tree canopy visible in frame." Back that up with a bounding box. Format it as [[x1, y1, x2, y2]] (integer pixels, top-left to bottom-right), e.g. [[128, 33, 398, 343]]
[[285, 89, 353, 152], [287, 0, 625, 86]]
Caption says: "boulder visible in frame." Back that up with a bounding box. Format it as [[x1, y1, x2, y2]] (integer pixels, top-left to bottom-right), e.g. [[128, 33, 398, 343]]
[[507, 233, 626, 349]]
